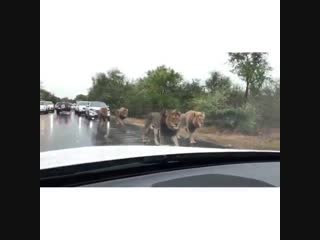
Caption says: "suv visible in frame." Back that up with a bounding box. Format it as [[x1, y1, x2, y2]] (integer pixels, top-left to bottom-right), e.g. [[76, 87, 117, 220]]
[[55, 102, 72, 115], [40, 101, 48, 114], [75, 101, 90, 115], [44, 101, 55, 113], [85, 101, 110, 120]]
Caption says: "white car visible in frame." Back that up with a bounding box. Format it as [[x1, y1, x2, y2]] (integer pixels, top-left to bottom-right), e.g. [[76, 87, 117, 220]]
[[40, 146, 280, 187], [44, 101, 55, 113], [75, 101, 90, 115], [85, 101, 110, 120], [40, 101, 48, 114]]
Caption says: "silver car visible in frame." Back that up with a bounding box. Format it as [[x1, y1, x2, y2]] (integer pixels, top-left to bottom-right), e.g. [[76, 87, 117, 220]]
[[44, 101, 55, 113], [75, 101, 90, 115], [40, 101, 48, 114], [85, 101, 110, 120]]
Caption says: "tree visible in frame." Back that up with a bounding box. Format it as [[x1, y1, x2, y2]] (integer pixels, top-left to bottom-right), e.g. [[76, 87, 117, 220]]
[[228, 53, 272, 101], [252, 78, 280, 128], [61, 97, 73, 102], [87, 69, 127, 109], [178, 79, 204, 111], [40, 88, 61, 103], [139, 65, 184, 111], [74, 94, 88, 101], [205, 71, 232, 93]]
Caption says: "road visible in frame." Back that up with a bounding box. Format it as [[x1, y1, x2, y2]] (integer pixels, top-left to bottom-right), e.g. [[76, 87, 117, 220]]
[[40, 111, 224, 152]]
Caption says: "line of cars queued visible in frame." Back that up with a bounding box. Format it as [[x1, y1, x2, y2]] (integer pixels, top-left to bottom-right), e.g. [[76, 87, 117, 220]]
[[40, 100, 110, 121]]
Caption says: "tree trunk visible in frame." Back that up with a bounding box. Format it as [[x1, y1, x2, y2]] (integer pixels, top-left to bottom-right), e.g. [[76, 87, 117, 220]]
[[244, 81, 249, 103]]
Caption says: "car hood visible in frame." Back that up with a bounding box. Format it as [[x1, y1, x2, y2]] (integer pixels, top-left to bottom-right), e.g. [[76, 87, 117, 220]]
[[88, 107, 102, 111], [40, 146, 278, 170]]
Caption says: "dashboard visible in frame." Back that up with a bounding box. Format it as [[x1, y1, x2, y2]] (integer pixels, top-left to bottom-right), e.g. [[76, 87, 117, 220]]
[[83, 162, 280, 187]]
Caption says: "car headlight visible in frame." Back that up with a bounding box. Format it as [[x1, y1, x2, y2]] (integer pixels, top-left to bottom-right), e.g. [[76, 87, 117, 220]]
[[89, 110, 97, 116]]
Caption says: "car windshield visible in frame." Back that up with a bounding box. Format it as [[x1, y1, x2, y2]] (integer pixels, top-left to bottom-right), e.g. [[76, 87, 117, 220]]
[[91, 102, 107, 108], [78, 101, 89, 106], [40, 1, 280, 158], [40, 101, 45, 105]]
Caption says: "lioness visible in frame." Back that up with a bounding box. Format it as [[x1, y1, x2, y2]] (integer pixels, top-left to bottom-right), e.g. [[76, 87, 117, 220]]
[[142, 110, 182, 146], [115, 107, 128, 126], [179, 111, 205, 144]]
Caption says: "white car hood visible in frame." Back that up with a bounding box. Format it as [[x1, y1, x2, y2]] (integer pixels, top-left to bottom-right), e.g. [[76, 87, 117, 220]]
[[40, 146, 278, 170], [89, 107, 102, 111]]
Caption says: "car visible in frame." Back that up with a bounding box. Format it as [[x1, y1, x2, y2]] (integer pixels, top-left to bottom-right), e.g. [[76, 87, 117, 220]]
[[40, 101, 48, 114], [40, 146, 280, 187], [85, 101, 110, 120], [55, 102, 60, 110], [44, 101, 55, 113], [71, 103, 76, 110], [75, 101, 90, 115], [55, 102, 72, 115]]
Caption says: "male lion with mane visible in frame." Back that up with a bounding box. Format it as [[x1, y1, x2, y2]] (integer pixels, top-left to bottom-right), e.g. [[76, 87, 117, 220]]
[[179, 110, 205, 144], [142, 110, 182, 146], [115, 107, 128, 126]]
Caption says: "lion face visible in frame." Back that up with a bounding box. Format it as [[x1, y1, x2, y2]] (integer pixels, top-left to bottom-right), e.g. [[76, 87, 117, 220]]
[[192, 112, 205, 128], [163, 110, 182, 130], [120, 108, 128, 118]]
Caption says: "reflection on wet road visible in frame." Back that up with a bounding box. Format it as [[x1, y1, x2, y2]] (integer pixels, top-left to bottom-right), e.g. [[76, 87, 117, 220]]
[[40, 112, 224, 152], [40, 112, 144, 152]]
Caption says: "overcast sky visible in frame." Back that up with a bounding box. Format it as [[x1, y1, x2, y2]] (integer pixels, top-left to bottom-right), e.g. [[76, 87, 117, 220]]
[[40, 0, 280, 99]]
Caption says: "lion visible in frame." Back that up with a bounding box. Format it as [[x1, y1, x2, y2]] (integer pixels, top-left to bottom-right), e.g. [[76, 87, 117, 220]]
[[142, 110, 182, 146], [97, 107, 110, 136], [115, 107, 128, 126], [179, 111, 205, 144]]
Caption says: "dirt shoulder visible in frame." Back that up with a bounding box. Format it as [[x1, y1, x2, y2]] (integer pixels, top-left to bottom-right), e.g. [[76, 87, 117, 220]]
[[125, 117, 280, 150]]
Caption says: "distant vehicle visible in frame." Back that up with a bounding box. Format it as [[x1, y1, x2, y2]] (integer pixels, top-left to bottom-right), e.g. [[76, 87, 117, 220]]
[[55, 102, 60, 110], [85, 101, 110, 120], [75, 101, 90, 115], [40, 101, 48, 114], [71, 103, 76, 110], [44, 101, 54, 113], [55, 102, 72, 115]]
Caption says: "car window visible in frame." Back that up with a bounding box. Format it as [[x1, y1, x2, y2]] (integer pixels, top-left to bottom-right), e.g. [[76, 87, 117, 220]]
[[91, 102, 106, 107], [78, 101, 89, 106]]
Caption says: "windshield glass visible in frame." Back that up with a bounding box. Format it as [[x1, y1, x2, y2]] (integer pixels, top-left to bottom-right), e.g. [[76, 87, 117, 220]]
[[78, 101, 89, 106], [91, 102, 107, 108], [40, 1, 280, 156]]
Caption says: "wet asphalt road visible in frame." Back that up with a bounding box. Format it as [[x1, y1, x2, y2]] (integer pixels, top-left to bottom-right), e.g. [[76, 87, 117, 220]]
[[40, 111, 224, 152]]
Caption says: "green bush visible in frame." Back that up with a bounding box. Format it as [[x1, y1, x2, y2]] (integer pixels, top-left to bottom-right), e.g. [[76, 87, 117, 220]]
[[235, 104, 259, 134]]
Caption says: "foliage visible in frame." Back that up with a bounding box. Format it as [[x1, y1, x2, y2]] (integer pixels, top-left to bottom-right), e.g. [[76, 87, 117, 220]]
[[42, 57, 279, 135], [228, 53, 272, 101]]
